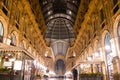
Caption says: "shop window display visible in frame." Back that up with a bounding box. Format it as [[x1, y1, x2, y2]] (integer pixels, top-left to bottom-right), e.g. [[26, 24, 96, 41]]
[[0, 52, 15, 70], [24, 56, 34, 80], [0, 51, 35, 80]]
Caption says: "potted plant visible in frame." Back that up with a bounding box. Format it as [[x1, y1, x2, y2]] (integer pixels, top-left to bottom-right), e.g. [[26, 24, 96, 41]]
[[79, 72, 104, 80], [113, 73, 120, 80], [36, 74, 41, 79], [0, 67, 11, 73]]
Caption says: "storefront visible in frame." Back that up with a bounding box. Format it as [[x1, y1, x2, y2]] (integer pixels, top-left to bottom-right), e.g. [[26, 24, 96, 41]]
[[0, 44, 35, 80]]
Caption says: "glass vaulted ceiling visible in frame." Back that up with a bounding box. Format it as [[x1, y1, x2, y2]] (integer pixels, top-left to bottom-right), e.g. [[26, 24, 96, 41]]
[[40, 0, 80, 56]]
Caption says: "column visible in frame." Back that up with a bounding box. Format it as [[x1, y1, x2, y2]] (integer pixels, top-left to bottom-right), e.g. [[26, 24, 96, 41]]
[[112, 56, 120, 80], [101, 62, 107, 80], [91, 64, 93, 73], [93, 64, 97, 73]]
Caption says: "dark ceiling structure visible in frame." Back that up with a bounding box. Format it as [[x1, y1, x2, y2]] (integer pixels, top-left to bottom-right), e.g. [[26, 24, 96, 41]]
[[40, 0, 80, 57]]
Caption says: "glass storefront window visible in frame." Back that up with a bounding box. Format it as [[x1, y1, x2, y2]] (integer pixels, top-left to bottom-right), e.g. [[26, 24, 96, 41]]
[[0, 52, 16, 72], [23, 54, 34, 80], [0, 51, 35, 80]]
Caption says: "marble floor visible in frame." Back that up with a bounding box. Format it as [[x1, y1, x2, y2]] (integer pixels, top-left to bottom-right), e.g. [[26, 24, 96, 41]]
[[40, 78, 73, 80], [49, 78, 73, 80]]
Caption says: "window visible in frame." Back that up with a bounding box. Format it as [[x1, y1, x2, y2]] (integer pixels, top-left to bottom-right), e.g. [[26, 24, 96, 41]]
[[20, 41, 24, 48], [88, 30, 90, 39], [27, 47, 31, 53], [2, 0, 8, 15], [15, 10, 20, 29], [100, 9, 104, 22], [112, 0, 119, 14], [23, 21, 27, 38], [117, 22, 120, 48], [117, 22, 120, 36], [0, 21, 4, 42], [16, 10, 20, 23], [24, 22, 26, 33], [104, 33, 114, 80], [100, 9, 105, 28], [3, 0, 8, 8], [113, 0, 118, 6], [10, 33, 16, 46], [53, 0, 67, 13], [96, 64, 101, 72]]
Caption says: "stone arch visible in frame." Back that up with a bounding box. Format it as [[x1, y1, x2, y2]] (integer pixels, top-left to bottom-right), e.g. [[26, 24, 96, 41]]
[[113, 15, 120, 57], [101, 30, 110, 67], [55, 59, 65, 75], [101, 30, 114, 79], [55, 54, 65, 62], [113, 15, 120, 37], [101, 30, 111, 52]]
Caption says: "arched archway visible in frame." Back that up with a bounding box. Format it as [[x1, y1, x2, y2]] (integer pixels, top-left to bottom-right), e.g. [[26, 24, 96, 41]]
[[55, 59, 65, 76]]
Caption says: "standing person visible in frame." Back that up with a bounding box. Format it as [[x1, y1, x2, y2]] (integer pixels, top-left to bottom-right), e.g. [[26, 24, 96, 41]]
[[72, 68, 78, 80]]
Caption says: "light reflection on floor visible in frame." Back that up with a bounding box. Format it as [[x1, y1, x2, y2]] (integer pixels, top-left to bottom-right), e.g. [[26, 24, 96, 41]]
[[49, 78, 73, 80]]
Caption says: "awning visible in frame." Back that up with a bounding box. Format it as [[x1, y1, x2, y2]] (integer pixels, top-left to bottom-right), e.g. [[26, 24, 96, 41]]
[[0, 43, 23, 52], [78, 61, 104, 64], [69, 60, 104, 71], [0, 43, 35, 59]]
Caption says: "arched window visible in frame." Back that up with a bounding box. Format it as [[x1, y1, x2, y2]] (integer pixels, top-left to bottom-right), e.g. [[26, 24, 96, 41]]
[[104, 32, 114, 80], [27, 47, 31, 53], [20, 41, 24, 48], [104, 33, 111, 53], [0, 21, 4, 42], [10, 33, 16, 46], [117, 21, 120, 48], [33, 52, 36, 57]]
